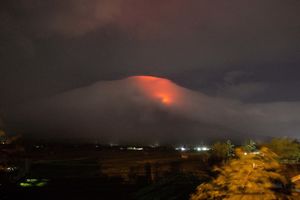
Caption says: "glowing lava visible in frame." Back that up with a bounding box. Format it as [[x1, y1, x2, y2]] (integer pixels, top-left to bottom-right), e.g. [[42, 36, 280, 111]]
[[130, 75, 181, 105]]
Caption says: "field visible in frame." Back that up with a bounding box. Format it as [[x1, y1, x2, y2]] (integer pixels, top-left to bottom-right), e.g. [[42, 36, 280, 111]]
[[2, 146, 209, 200]]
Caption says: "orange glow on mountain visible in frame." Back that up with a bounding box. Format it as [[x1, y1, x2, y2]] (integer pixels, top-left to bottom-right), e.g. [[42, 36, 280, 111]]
[[130, 75, 181, 105], [160, 95, 171, 104]]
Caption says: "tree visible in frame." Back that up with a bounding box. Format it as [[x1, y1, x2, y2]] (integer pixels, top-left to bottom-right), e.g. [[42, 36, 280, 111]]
[[226, 140, 235, 157], [191, 147, 290, 200], [266, 138, 300, 163], [0, 129, 7, 144], [209, 141, 232, 164], [0, 129, 21, 145], [243, 139, 257, 153]]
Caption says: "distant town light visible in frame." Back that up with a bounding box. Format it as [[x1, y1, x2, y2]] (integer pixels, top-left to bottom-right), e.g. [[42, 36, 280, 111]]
[[175, 146, 187, 151], [176, 146, 210, 152], [5, 166, 17, 172], [194, 146, 210, 151], [149, 143, 160, 148], [127, 147, 143, 151]]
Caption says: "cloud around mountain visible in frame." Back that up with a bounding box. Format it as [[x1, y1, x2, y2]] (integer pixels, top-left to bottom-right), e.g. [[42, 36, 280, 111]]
[[7, 76, 300, 144]]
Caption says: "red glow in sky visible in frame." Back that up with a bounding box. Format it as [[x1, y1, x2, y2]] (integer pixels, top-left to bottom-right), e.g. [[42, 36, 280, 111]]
[[131, 76, 181, 105]]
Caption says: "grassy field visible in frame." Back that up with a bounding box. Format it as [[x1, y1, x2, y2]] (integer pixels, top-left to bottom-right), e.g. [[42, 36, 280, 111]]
[[1, 149, 209, 200], [27, 149, 209, 179]]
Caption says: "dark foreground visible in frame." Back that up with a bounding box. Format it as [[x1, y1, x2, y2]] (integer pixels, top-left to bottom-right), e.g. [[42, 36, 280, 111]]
[[1, 145, 210, 200]]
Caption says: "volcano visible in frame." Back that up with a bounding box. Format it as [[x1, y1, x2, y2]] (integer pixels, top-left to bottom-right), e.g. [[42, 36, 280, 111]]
[[7, 76, 300, 143]]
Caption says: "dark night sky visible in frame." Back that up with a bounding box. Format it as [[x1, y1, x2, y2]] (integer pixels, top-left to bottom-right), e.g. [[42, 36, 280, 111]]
[[0, 0, 300, 143]]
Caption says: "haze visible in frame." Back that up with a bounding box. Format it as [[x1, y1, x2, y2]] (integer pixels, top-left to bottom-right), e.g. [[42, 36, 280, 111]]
[[0, 0, 300, 143]]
